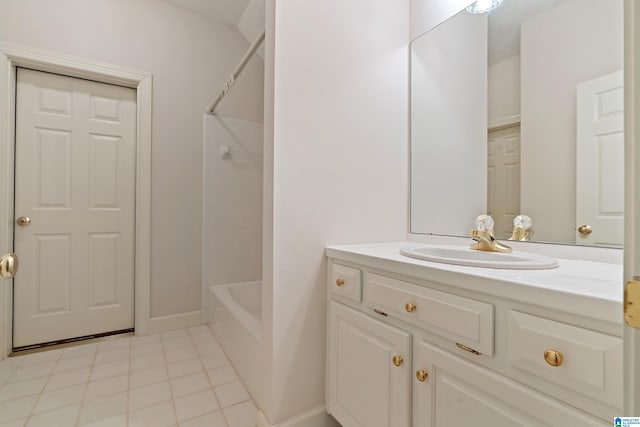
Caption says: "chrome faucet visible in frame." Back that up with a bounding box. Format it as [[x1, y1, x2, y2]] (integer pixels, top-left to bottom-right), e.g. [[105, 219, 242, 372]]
[[470, 215, 512, 253]]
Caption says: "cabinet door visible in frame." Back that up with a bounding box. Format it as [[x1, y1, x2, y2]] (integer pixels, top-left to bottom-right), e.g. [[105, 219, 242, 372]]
[[327, 301, 411, 427], [413, 341, 606, 427]]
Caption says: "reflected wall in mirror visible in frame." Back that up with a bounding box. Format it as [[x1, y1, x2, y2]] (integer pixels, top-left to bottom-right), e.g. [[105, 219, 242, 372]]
[[410, 0, 624, 247]]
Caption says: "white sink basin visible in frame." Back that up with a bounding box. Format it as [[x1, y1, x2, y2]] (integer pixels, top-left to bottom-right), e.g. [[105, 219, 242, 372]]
[[399, 245, 558, 270]]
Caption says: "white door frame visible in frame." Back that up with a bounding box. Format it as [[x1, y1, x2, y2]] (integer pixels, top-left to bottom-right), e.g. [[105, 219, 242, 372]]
[[625, 0, 640, 414], [0, 42, 152, 359]]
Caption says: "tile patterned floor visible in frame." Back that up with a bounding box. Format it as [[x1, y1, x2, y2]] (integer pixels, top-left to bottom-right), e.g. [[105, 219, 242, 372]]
[[0, 326, 257, 427]]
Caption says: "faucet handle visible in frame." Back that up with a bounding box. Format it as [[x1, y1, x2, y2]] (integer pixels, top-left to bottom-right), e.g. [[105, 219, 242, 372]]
[[509, 215, 534, 241], [513, 215, 532, 229], [474, 215, 495, 233]]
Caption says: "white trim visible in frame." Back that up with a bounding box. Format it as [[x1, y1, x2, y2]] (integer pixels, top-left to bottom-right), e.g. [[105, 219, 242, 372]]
[[624, 0, 640, 414], [257, 407, 338, 427], [201, 115, 208, 325], [148, 311, 203, 335], [0, 42, 153, 358], [488, 114, 521, 131]]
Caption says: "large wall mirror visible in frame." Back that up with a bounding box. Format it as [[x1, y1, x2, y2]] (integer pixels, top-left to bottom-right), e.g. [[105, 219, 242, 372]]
[[410, 0, 624, 247]]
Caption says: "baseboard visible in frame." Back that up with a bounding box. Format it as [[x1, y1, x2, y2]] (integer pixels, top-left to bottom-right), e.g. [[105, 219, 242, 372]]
[[257, 407, 339, 427], [147, 310, 203, 335]]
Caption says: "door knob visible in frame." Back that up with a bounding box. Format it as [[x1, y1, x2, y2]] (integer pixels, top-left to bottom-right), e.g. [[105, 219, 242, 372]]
[[0, 253, 18, 279], [16, 217, 31, 227], [577, 225, 592, 235]]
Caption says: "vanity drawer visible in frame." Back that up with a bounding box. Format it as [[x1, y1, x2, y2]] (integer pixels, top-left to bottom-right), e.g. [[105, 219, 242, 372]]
[[366, 273, 493, 356], [507, 310, 622, 407], [329, 263, 362, 302]]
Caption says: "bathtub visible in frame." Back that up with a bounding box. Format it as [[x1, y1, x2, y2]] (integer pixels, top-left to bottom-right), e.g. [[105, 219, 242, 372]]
[[208, 281, 262, 403]]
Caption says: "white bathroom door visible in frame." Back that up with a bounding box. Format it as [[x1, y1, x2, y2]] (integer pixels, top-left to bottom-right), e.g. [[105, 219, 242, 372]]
[[576, 71, 624, 247], [487, 124, 520, 240], [13, 68, 136, 348]]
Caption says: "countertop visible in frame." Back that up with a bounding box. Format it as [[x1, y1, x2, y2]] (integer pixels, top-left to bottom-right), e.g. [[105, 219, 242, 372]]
[[326, 242, 623, 325]]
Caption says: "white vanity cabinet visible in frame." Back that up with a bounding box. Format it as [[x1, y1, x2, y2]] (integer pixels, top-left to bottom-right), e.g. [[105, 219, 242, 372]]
[[327, 301, 411, 427], [325, 246, 622, 427], [413, 341, 606, 426]]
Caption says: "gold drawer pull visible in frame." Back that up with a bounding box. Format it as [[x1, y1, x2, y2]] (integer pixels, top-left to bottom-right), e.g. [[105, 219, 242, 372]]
[[544, 349, 563, 367], [335, 278, 345, 287], [405, 302, 416, 313], [456, 343, 481, 356], [392, 355, 404, 367], [416, 370, 428, 382]]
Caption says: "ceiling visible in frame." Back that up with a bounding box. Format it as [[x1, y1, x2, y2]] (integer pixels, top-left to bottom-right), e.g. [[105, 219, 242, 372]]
[[488, 0, 567, 65], [163, 0, 251, 26]]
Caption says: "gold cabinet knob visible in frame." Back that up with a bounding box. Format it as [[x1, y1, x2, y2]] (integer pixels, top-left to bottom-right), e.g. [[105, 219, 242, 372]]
[[0, 253, 19, 279], [577, 225, 592, 235], [16, 216, 31, 227], [392, 355, 404, 367], [335, 278, 345, 287], [416, 370, 428, 382], [405, 302, 416, 313], [544, 349, 564, 367]]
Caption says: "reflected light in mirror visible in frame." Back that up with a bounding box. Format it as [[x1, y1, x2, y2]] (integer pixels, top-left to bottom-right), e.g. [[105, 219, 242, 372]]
[[466, 0, 504, 14]]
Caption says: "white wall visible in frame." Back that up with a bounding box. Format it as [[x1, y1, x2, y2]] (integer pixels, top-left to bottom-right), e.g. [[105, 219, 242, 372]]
[[410, 10, 488, 235], [488, 55, 520, 124], [521, 0, 623, 243], [0, 0, 264, 319], [410, 0, 474, 40], [238, 0, 266, 60], [203, 116, 263, 290], [259, 0, 410, 423]]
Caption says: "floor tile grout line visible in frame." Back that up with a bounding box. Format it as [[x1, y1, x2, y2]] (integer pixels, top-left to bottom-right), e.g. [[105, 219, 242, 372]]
[[161, 332, 180, 427], [206, 323, 258, 423], [1, 327, 257, 427], [200, 327, 234, 427]]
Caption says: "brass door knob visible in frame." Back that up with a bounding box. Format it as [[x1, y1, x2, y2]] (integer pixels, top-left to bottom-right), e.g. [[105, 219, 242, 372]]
[[416, 370, 428, 382], [544, 349, 564, 367], [16, 216, 31, 227], [0, 253, 18, 279], [335, 278, 345, 287], [405, 302, 416, 313], [392, 355, 404, 367], [577, 225, 592, 235]]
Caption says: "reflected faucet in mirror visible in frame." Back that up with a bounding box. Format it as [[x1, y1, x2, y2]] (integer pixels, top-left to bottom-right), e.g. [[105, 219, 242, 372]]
[[470, 215, 512, 253], [509, 214, 534, 241]]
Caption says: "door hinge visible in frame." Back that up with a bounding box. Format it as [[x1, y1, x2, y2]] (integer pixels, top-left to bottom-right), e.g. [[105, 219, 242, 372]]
[[625, 279, 640, 328]]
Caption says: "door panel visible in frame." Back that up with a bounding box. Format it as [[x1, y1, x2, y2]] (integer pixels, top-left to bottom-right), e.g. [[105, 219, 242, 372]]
[[13, 68, 136, 348], [576, 70, 624, 247], [88, 233, 119, 308], [487, 125, 521, 239], [34, 234, 71, 315], [327, 301, 412, 427]]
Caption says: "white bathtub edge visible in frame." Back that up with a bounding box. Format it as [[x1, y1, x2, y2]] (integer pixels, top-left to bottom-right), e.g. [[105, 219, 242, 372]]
[[209, 283, 262, 344]]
